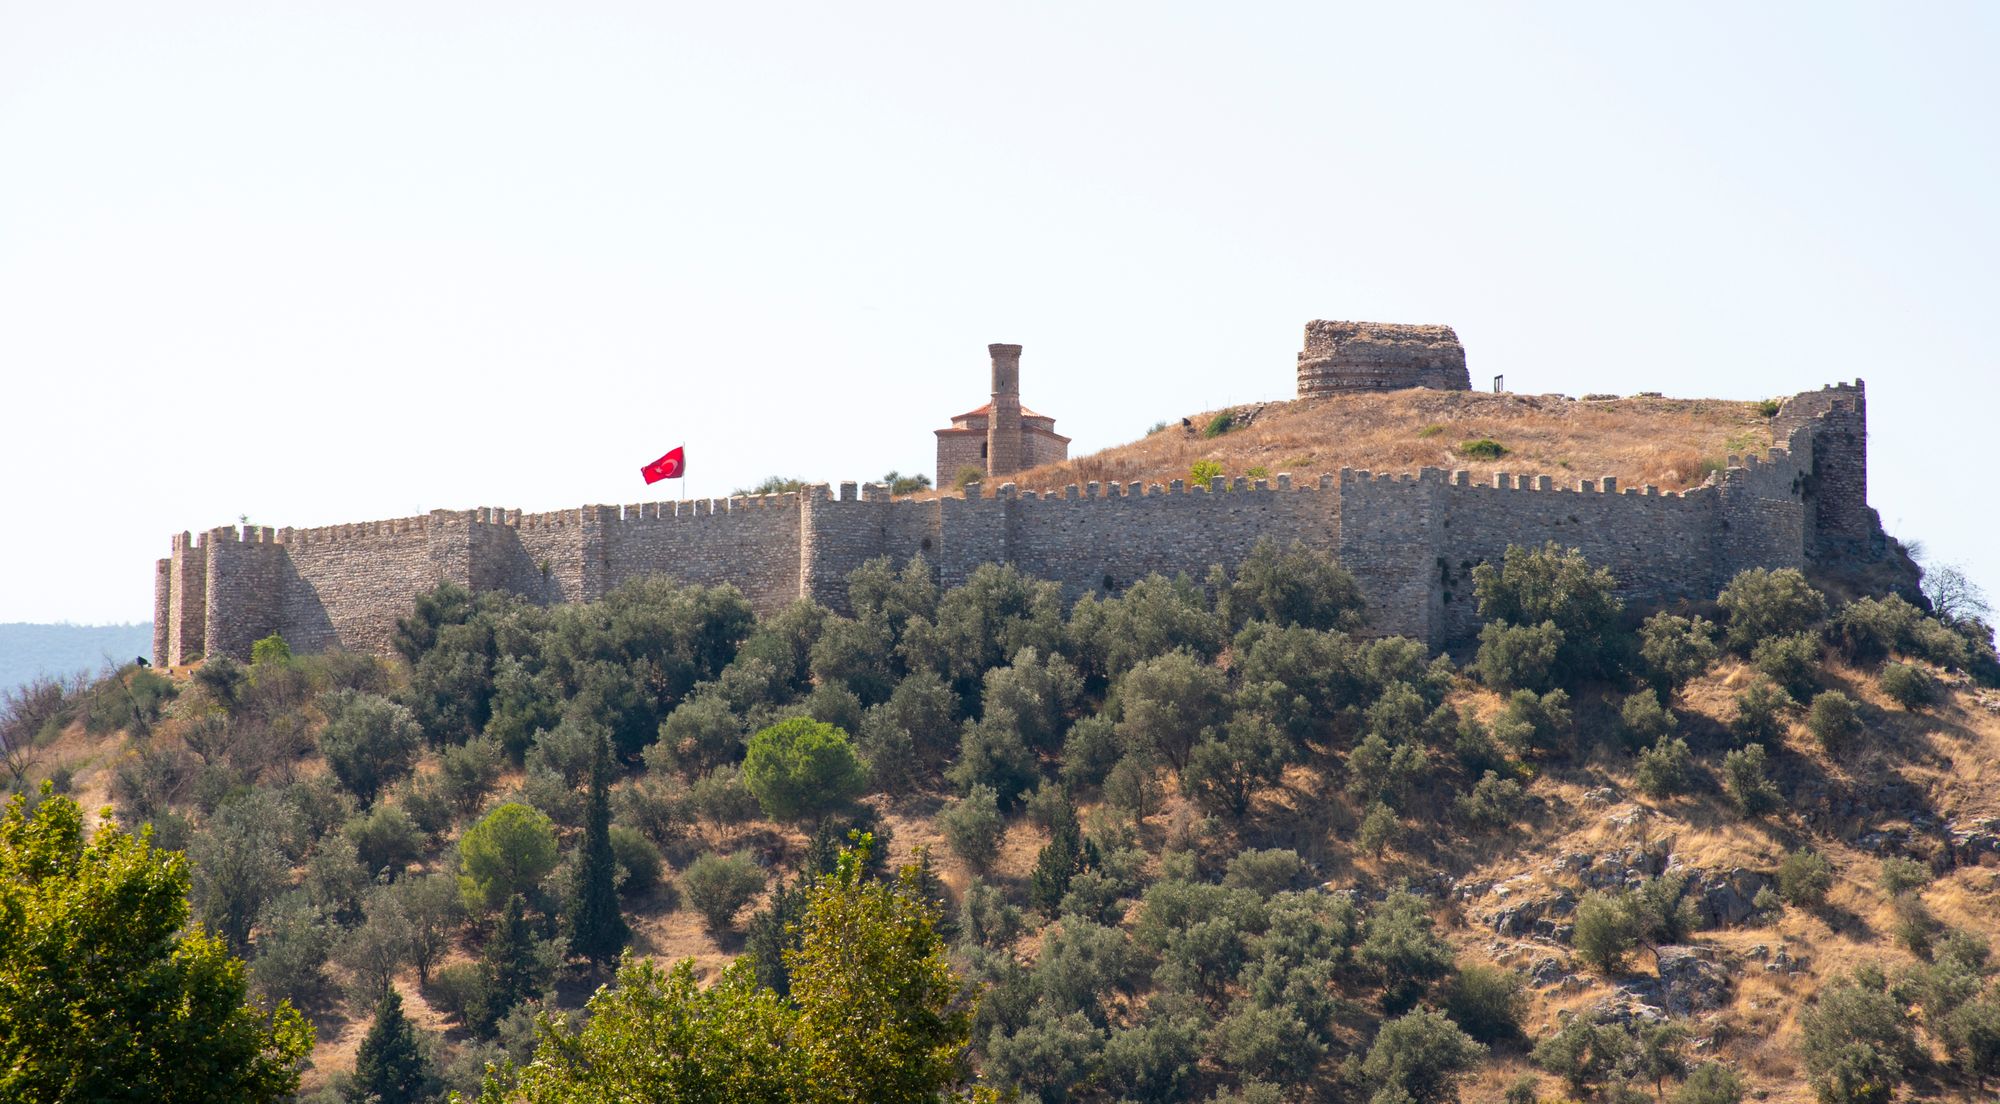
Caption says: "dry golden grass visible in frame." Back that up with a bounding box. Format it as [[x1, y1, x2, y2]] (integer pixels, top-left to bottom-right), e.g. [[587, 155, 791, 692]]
[[931, 389, 1776, 497]]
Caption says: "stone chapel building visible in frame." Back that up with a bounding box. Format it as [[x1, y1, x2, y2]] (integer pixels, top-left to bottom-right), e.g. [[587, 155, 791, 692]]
[[934, 343, 1069, 488]]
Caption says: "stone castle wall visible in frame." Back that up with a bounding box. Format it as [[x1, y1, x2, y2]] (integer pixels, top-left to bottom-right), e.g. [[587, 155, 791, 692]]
[[158, 382, 1873, 662]]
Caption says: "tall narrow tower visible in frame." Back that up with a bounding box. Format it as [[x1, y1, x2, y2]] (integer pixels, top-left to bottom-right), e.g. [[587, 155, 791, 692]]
[[986, 343, 1024, 478]]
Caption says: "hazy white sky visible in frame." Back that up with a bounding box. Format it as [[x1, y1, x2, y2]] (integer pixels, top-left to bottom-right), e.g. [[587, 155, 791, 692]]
[[1, 2, 1994, 625]]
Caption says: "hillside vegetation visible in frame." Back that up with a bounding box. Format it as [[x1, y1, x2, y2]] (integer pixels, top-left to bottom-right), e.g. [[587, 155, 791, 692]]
[[967, 390, 1779, 496], [5, 541, 2000, 1104]]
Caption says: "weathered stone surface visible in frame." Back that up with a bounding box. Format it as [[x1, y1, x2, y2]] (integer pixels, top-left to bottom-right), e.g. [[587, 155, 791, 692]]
[[1296, 321, 1471, 396], [157, 366, 1881, 664]]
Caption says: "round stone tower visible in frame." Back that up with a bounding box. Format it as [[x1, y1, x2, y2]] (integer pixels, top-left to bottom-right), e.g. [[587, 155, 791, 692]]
[[986, 343, 1024, 477], [1296, 321, 1470, 396]]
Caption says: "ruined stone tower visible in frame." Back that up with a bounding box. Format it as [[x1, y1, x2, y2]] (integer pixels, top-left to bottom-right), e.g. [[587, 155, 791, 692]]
[[1296, 321, 1471, 396], [934, 344, 1070, 488]]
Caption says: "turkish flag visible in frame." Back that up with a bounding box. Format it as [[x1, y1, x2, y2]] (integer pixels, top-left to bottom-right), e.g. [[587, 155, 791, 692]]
[[641, 446, 685, 484]]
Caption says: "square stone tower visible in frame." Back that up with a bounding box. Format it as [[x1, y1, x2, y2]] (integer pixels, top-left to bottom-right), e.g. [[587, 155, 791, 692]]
[[934, 344, 1070, 489]]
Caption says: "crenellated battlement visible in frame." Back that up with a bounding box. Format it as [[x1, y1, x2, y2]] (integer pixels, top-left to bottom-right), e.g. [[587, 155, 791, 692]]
[[157, 381, 1886, 662]]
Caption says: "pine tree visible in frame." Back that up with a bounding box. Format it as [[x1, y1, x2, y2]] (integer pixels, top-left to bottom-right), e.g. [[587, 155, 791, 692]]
[[566, 731, 628, 967], [353, 988, 430, 1104]]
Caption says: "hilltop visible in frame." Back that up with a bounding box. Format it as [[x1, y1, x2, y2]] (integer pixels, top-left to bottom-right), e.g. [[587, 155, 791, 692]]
[[989, 389, 1781, 497], [10, 539, 2000, 1102]]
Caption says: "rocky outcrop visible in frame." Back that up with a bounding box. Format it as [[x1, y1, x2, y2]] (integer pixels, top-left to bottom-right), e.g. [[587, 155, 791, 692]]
[[1295, 321, 1471, 396]]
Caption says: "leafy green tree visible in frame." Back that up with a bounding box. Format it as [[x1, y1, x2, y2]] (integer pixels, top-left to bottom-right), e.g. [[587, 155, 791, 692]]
[[1800, 967, 1917, 1104], [1472, 542, 1627, 682], [1185, 714, 1291, 818], [393, 872, 464, 986], [1215, 539, 1367, 632], [1533, 1012, 1631, 1097], [353, 988, 434, 1104], [1732, 678, 1793, 745], [681, 851, 767, 934], [1634, 1020, 1689, 1097], [1778, 847, 1835, 908], [947, 710, 1040, 806], [1475, 620, 1564, 693], [498, 956, 802, 1102], [1674, 1062, 1745, 1104], [1717, 567, 1827, 652], [939, 784, 1005, 872], [1721, 744, 1781, 815], [0, 787, 313, 1103], [1070, 574, 1226, 685], [1879, 662, 1939, 711], [788, 839, 976, 1104], [1751, 632, 1822, 700], [1635, 735, 1695, 798], [566, 731, 627, 967], [1639, 612, 1721, 692], [318, 689, 423, 806], [458, 802, 560, 913], [1360, 1007, 1487, 1104], [1445, 964, 1527, 1044], [1573, 890, 1640, 974], [251, 632, 293, 667], [1359, 891, 1456, 1014], [1806, 691, 1863, 755], [189, 789, 299, 951], [336, 888, 413, 1001], [1492, 689, 1572, 758], [1114, 649, 1229, 772], [345, 802, 425, 879], [742, 717, 869, 821]]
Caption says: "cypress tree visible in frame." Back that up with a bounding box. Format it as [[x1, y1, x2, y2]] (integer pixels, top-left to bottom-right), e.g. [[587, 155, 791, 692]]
[[1029, 797, 1094, 918], [354, 988, 430, 1104], [477, 894, 544, 1032], [566, 731, 628, 967]]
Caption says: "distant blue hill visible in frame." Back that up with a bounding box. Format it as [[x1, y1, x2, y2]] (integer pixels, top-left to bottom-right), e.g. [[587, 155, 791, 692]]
[[0, 623, 154, 698]]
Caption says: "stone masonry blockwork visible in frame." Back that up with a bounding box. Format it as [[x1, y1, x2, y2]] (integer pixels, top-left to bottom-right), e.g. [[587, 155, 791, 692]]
[[157, 382, 1875, 662]]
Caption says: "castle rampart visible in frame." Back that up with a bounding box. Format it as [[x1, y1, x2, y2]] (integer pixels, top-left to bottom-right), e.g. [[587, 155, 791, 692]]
[[157, 382, 1879, 662]]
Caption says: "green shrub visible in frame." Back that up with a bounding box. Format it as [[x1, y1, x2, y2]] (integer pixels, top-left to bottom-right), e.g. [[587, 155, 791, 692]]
[[427, 961, 489, 1026], [687, 765, 761, 827], [1472, 543, 1627, 683], [1718, 567, 1827, 652], [1878, 857, 1932, 897], [1828, 595, 1925, 664], [1215, 539, 1366, 633], [1639, 613, 1721, 691], [1475, 620, 1563, 692], [607, 826, 664, 897], [1189, 458, 1225, 486], [1244, 465, 1269, 481], [1445, 964, 1526, 1043], [1732, 679, 1793, 745], [1751, 631, 1822, 699], [1721, 744, 1781, 815], [1879, 662, 1939, 711], [1221, 848, 1306, 895], [678, 851, 766, 934], [1620, 689, 1679, 749], [1357, 801, 1401, 857], [319, 690, 423, 807], [251, 633, 293, 667], [939, 784, 1004, 872], [1573, 891, 1640, 973], [1753, 398, 1782, 418], [1457, 438, 1507, 460], [1202, 409, 1237, 438], [1635, 736, 1695, 798], [1806, 690, 1863, 755], [741, 717, 868, 821], [1777, 847, 1834, 908], [881, 470, 931, 496], [1359, 1007, 1487, 1104], [1454, 770, 1530, 831], [1492, 689, 1572, 758], [1799, 968, 1917, 1104], [954, 465, 985, 490]]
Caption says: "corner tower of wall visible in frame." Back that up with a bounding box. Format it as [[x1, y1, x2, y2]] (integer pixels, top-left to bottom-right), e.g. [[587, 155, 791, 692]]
[[1774, 381, 1875, 561]]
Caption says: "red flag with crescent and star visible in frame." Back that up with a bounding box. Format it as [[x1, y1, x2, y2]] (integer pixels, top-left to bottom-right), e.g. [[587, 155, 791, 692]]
[[641, 446, 685, 485]]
